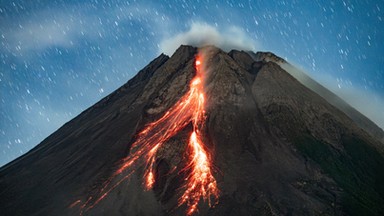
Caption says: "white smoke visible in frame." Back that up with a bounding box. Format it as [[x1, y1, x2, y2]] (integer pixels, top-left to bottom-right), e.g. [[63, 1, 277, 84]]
[[159, 22, 256, 55], [317, 75, 384, 130], [281, 63, 384, 130]]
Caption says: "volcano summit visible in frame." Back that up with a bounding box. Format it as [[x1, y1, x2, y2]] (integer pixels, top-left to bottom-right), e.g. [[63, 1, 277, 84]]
[[1, 45, 384, 216]]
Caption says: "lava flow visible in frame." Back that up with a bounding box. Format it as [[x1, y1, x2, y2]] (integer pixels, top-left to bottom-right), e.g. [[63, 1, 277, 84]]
[[72, 54, 219, 215]]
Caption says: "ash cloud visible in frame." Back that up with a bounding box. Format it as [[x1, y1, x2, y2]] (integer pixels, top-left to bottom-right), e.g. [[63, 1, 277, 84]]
[[159, 22, 256, 55]]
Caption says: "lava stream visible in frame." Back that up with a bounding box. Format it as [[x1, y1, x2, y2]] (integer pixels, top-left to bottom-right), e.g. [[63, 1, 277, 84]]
[[73, 54, 219, 215]]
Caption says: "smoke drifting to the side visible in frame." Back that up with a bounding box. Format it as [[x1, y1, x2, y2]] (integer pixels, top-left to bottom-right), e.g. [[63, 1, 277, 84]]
[[281, 63, 384, 130], [159, 22, 256, 55]]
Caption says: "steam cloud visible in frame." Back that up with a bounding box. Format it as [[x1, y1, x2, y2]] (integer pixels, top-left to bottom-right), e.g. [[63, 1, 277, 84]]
[[159, 22, 256, 55]]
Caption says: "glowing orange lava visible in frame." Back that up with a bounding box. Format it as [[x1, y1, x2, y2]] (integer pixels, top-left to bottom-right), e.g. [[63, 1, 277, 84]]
[[71, 54, 219, 215]]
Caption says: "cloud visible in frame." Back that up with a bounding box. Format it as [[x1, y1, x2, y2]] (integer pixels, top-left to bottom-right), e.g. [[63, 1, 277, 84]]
[[281, 63, 384, 130], [1, 8, 122, 58], [159, 22, 257, 55], [316, 75, 384, 130], [2, 13, 81, 56]]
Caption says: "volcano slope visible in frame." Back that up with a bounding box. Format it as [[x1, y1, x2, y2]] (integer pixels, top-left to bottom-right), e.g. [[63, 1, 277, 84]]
[[1, 45, 384, 216]]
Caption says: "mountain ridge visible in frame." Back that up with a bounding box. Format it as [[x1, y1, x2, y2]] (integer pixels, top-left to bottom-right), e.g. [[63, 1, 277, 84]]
[[0, 45, 383, 215]]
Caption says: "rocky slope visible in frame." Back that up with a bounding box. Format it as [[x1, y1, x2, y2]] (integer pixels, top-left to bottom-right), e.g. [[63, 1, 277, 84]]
[[0, 45, 383, 216]]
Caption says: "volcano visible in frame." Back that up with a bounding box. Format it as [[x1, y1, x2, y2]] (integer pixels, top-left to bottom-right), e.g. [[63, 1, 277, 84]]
[[1, 45, 384, 216]]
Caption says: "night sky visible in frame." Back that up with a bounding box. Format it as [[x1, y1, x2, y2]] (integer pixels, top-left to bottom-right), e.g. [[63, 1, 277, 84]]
[[1, 0, 383, 167]]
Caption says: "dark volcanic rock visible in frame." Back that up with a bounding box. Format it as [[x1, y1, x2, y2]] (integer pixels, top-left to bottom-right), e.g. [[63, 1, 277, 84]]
[[279, 62, 384, 144], [1, 45, 384, 216]]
